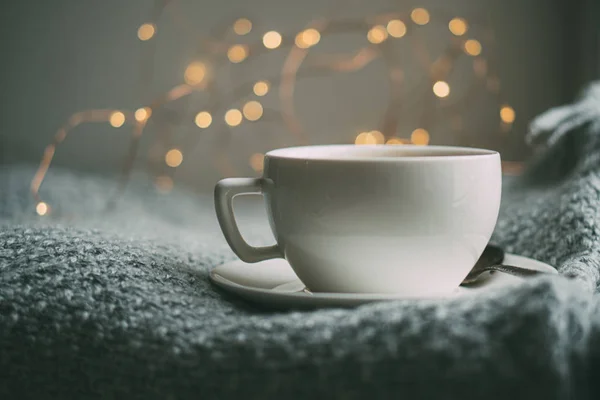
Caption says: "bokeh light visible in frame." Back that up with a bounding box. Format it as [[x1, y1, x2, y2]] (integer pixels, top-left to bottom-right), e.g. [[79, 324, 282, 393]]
[[195, 111, 212, 128], [243, 101, 263, 121], [367, 25, 388, 44], [386, 20, 407, 38], [263, 31, 282, 49], [410, 8, 430, 25], [227, 45, 248, 63], [386, 138, 405, 145], [249, 153, 265, 172], [295, 28, 321, 48], [500, 105, 516, 123], [433, 81, 450, 98], [225, 109, 243, 126], [233, 18, 252, 35], [137, 23, 156, 41], [411, 128, 430, 145], [134, 107, 151, 122], [36, 202, 48, 216], [355, 130, 384, 145], [448, 18, 468, 36], [184, 62, 206, 85], [464, 39, 482, 56], [165, 149, 183, 168], [109, 111, 125, 128], [253, 81, 269, 96]]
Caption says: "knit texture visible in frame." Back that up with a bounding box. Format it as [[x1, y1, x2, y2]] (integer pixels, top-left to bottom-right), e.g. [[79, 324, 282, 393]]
[[2, 83, 600, 399]]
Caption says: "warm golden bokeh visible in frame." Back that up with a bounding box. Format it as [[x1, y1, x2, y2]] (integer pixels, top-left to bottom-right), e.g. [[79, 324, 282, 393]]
[[224, 109, 243, 126], [227, 45, 248, 63], [109, 111, 126, 128], [500, 105, 516, 123], [249, 153, 265, 172], [154, 175, 174, 194], [263, 31, 282, 49], [233, 18, 252, 35], [134, 107, 151, 122], [253, 81, 269, 96], [386, 20, 407, 38], [195, 111, 212, 128], [433, 81, 450, 98], [137, 23, 156, 41], [165, 149, 183, 168], [367, 25, 388, 44], [243, 101, 264, 121], [355, 130, 384, 145], [410, 8, 430, 25], [464, 39, 482, 56], [184, 61, 206, 85], [36, 202, 48, 216], [448, 18, 468, 36], [295, 28, 321, 49], [386, 138, 405, 145], [411, 128, 430, 145]]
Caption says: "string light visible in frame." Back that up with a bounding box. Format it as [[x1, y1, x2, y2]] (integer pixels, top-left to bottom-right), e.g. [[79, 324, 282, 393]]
[[233, 18, 252, 35], [184, 62, 206, 85], [253, 81, 269, 96], [411, 128, 430, 145], [31, 5, 517, 214], [165, 149, 183, 168], [295, 28, 321, 48], [500, 105, 515, 123], [109, 111, 125, 128], [464, 39, 482, 56], [224, 109, 243, 126], [227, 44, 248, 63], [242, 101, 263, 121], [134, 107, 151, 122], [195, 111, 212, 128], [137, 23, 156, 41], [386, 20, 407, 38], [411, 8, 430, 25], [36, 202, 48, 216], [263, 31, 282, 49], [448, 18, 468, 36], [433, 81, 450, 98], [154, 175, 174, 193], [249, 153, 265, 172], [367, 25, 388, 44]]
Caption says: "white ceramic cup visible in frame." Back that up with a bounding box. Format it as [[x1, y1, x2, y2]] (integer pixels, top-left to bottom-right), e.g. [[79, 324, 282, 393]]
[[215, 145, 501, 295]]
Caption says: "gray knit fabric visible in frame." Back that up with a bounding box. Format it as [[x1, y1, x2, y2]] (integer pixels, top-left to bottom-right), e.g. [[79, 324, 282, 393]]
[[2, 83, 600, 399]]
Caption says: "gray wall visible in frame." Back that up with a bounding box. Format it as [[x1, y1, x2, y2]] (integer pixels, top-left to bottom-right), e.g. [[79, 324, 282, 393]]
[[0, 0, 576, 189]]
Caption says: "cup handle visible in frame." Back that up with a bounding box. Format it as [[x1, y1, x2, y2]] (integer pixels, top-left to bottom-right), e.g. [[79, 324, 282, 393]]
[[214, 177, 283, 263]]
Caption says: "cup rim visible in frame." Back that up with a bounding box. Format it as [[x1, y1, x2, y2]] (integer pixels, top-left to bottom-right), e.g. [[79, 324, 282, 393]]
[[265, 144, 499, 163]]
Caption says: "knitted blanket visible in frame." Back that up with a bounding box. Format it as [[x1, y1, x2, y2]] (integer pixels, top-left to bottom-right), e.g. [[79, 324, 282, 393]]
[[1, 83, 600, 399]]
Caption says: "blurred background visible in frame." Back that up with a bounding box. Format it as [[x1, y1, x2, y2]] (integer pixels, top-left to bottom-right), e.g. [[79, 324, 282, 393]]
[[0, 0, 598, 194]]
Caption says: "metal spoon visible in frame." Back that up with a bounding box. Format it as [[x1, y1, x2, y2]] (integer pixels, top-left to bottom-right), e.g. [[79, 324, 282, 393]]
[[459, 244, 548, 286]]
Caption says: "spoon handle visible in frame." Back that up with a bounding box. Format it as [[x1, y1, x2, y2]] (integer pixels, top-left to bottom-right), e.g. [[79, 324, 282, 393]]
[[462, 264, 548, 285]]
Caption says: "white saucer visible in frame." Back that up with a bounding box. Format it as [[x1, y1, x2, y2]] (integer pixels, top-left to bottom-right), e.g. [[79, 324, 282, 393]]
[[209, 254, 557, 309]]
